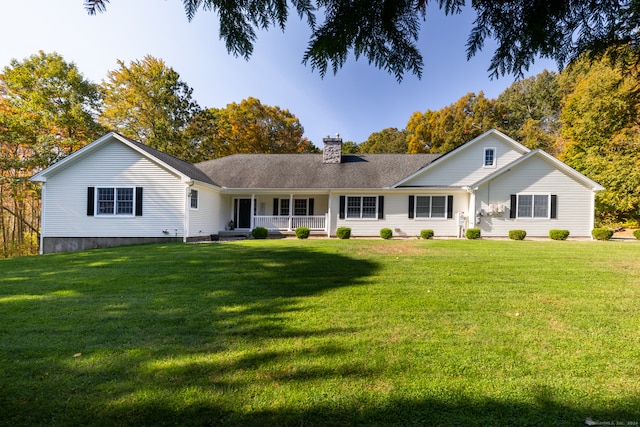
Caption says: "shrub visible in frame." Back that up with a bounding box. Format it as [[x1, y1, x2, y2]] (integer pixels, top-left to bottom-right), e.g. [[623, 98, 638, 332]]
[[420, 229, 434, 240], [336, 227, 351, 239], [508, 230, 527, 240], [634, 229, 640, 240], [380, 228, 393, 240], [592, 227, 613, 241], [251, 227, 268, 239], [549, 229, 570, 240], [295, 226, 310, 239], [466, 228, 481, 240]]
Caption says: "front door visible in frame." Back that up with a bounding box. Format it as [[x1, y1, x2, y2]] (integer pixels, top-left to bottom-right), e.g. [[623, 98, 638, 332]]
[[234, 198, 252, 229]]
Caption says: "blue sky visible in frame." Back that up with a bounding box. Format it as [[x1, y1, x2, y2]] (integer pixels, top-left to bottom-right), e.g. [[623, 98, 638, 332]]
[[0, 1, 556, 146]]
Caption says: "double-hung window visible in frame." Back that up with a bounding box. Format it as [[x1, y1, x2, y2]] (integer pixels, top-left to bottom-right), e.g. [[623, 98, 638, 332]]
[[415, 195, 447, 218], [294, 199, 308, 216], [190, 190, 199, 209], [484, 147, 496, 168], [346, 196, 378, 219], [516, 194, 550, 218], [97, 187, 134, 215]]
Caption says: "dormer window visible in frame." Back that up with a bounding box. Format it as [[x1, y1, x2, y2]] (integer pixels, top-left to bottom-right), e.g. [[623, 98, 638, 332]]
[[484, 147, 496, 168]]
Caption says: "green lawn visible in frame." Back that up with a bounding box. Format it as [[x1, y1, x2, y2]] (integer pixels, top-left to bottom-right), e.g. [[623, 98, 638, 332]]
[[1, 239, 639, 426]]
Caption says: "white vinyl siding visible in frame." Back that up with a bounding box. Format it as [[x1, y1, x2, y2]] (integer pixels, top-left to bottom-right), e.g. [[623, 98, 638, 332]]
[[402, 134, 526, 187], [42, 140, 186, 237], [187, 184, 220, 238], [331, 192, 467, 237], [473, 156, 595, 237]]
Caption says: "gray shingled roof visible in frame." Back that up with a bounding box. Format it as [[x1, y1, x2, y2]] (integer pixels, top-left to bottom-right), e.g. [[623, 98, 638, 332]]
[[118, 134, 217, 186], [195, 153, 440, 189]]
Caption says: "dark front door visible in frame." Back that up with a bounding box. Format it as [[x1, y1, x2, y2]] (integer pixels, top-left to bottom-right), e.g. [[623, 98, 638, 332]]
[[234, 198, 252, 229]]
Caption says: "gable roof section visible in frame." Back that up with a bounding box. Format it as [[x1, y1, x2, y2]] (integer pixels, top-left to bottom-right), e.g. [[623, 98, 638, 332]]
[[31, 132, 217, 186], [392, 129, 530, 188], [196, 153, 440, 189], [469, 149, 605, 191]]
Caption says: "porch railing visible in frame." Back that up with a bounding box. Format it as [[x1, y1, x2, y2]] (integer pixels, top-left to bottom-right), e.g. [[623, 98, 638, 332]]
[[253, 215, 327, 231]]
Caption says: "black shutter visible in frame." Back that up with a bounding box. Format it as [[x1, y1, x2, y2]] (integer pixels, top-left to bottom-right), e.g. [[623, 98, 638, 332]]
[[273, 198, 279, 216], [135, 187, 143, 216], [87, 187, 95, 216], [510, 194, 517, 218], [408, 195, 415, 219], [378, 196, 384, 219], [308, 198, 314, 215], [447, 195, 454, 219], [550, 194, 557, 219], [339, 196, 346, 219]]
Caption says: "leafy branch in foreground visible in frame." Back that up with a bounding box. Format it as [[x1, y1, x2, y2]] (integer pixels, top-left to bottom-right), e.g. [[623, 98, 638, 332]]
[[85, 0, 640, 81]]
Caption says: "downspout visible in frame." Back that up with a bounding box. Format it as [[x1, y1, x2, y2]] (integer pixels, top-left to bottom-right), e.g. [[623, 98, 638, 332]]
[[39, 182, 46, 255], [590, 188, 597, 239], [184, 181, 194, 243]]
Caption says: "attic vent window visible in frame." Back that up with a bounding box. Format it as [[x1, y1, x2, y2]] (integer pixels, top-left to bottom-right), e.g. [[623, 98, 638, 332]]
[[484, 147, 496, 168]]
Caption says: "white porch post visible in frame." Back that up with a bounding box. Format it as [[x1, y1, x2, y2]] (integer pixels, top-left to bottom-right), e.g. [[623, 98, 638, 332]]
[[327, 192, 332, 237], [469, 190, 477, 227], [288, 193, 293, 231], [251, 194, 255, 230]]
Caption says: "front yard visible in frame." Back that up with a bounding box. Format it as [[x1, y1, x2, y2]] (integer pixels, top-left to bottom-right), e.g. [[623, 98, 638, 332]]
[[1, 239, 639, 426]]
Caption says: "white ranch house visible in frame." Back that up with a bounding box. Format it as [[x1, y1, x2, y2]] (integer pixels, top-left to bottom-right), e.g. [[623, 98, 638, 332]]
[[31, 129, 603, 253]]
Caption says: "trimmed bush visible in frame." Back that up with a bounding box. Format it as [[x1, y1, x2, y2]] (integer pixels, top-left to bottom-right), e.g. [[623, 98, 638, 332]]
[[508, 230, 527, 240], [466, 228, 481, 240], [295, 227, 310, 239], [592, 227, 613, 241], [336, 227, 351, 240], [420, 229, 434, 240], [549, 229, 570, 240], [380, 228, 393, 240], [634, 229, 640, 240], [251, 227, 268, 239]]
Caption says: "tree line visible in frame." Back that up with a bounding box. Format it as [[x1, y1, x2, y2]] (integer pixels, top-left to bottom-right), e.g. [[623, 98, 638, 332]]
[[2, 49, 639, 257], [0, 51, 315, 257], [346, 56, 640, 226]]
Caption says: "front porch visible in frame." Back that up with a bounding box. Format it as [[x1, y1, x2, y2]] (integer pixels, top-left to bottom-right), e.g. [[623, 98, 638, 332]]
[[253, 214, 328, 231], [229, 194, 330, 233]]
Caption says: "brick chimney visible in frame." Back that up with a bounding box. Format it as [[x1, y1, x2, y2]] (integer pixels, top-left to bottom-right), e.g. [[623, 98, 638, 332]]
[[322, 134, 342, 164]]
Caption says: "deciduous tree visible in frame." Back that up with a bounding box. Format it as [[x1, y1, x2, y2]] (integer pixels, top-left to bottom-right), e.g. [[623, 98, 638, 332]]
[[183, 97, 316, 162], [0, 51, 104, 256], [100, 55, 200, 158], [359, 128, 408, 153]]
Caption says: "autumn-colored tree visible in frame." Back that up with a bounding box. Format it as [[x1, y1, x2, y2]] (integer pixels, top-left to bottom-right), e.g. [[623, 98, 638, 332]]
[[494, 70, 562, 153], [0, 51, 104, 256], [100, 55, 200, 158], [358, 128, 408, 153], [558, 56, 640, 223], [183, 97, 316, 162], [407, 92, 497, 154]]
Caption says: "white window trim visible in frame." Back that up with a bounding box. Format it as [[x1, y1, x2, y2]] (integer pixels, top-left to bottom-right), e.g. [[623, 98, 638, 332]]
[[190, 189, 199, 210], [516, 193, 551, 219], [414, 195, 448, 220], [95, 186, 135, 217], [483, 147, 497, 168], [346, 195, 379, 220]]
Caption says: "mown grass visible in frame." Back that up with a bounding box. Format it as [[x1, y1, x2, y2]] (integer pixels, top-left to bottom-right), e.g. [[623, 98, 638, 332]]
[[1, 239, 639, 426]]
